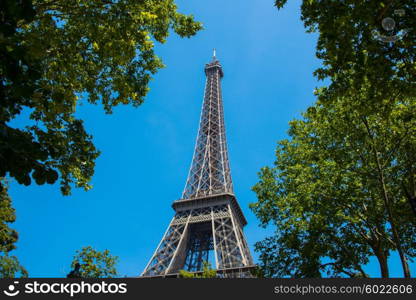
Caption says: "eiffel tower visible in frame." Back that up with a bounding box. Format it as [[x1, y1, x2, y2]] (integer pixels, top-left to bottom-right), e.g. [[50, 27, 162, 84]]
[[141, 51, 254, 278]]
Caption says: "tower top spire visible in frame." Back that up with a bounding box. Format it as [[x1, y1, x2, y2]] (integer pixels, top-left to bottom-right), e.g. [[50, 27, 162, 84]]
[[182, 52, 232, 200], [205, 49, 223, 77]]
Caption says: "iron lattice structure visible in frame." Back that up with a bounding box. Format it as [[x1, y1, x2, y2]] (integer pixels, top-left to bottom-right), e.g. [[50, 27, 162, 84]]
[[182, 56, 233, 200], [141, 53, 254, 278]]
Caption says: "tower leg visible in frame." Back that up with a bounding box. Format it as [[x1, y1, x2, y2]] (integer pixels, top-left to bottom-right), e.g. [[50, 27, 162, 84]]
[[212, 204, 252, 271], [142, 203, 254, 277], [141, 212, 191, 277]]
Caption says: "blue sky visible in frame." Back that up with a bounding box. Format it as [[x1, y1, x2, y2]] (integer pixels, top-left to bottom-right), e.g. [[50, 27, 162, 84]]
[[8, 0, 414, 277]]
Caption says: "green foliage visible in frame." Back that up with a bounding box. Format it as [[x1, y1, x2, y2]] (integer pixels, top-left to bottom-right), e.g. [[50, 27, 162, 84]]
[[0, 180, 18, 253], [1, 0, 202, 195], [250, 0, 415, 278], [250, 266, 266, 278], [70, 246, 118, 278], [0, 179, 26, 278], [252, 96, 416, 277], [179, 262, 217, 278], [0, 255, 28, 278], [274, 0, 416, 108]]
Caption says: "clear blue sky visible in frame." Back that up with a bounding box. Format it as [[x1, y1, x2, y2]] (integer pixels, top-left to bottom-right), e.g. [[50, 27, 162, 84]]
[[9, 0, 414, 277]]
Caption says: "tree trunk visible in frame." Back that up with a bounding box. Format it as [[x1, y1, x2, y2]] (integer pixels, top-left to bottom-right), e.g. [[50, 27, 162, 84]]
[[408, 195, 416, 216], [403, 185, 416, 217], [377, 168, 411, 278], [362, 117, 411, 278], [374, 249, 389, 278]]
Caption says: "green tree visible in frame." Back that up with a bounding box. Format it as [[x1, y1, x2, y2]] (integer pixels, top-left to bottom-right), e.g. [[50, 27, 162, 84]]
[[273, 0, 415, 103], [251, 0, 415, 278], [1, 0, 202, 195], [0, 180, 18, 253], [251, 98, 416, 277], [179, 262, 217, 278], [69, 246, 118, 278], [0, 255, 28, 278], [273, 0, 416, 213], [0, 179, 26, 277]]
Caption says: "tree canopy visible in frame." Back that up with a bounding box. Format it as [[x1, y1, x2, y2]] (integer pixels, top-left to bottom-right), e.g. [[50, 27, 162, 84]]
[[0, 255, 28, 278], [1, 0, 202, 195], [0, 179, 27, 277], [251, 0, 415, 278], [179, 261, 217, 278], [69, 246, 118, 278], [251, 98, 415, 277]]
